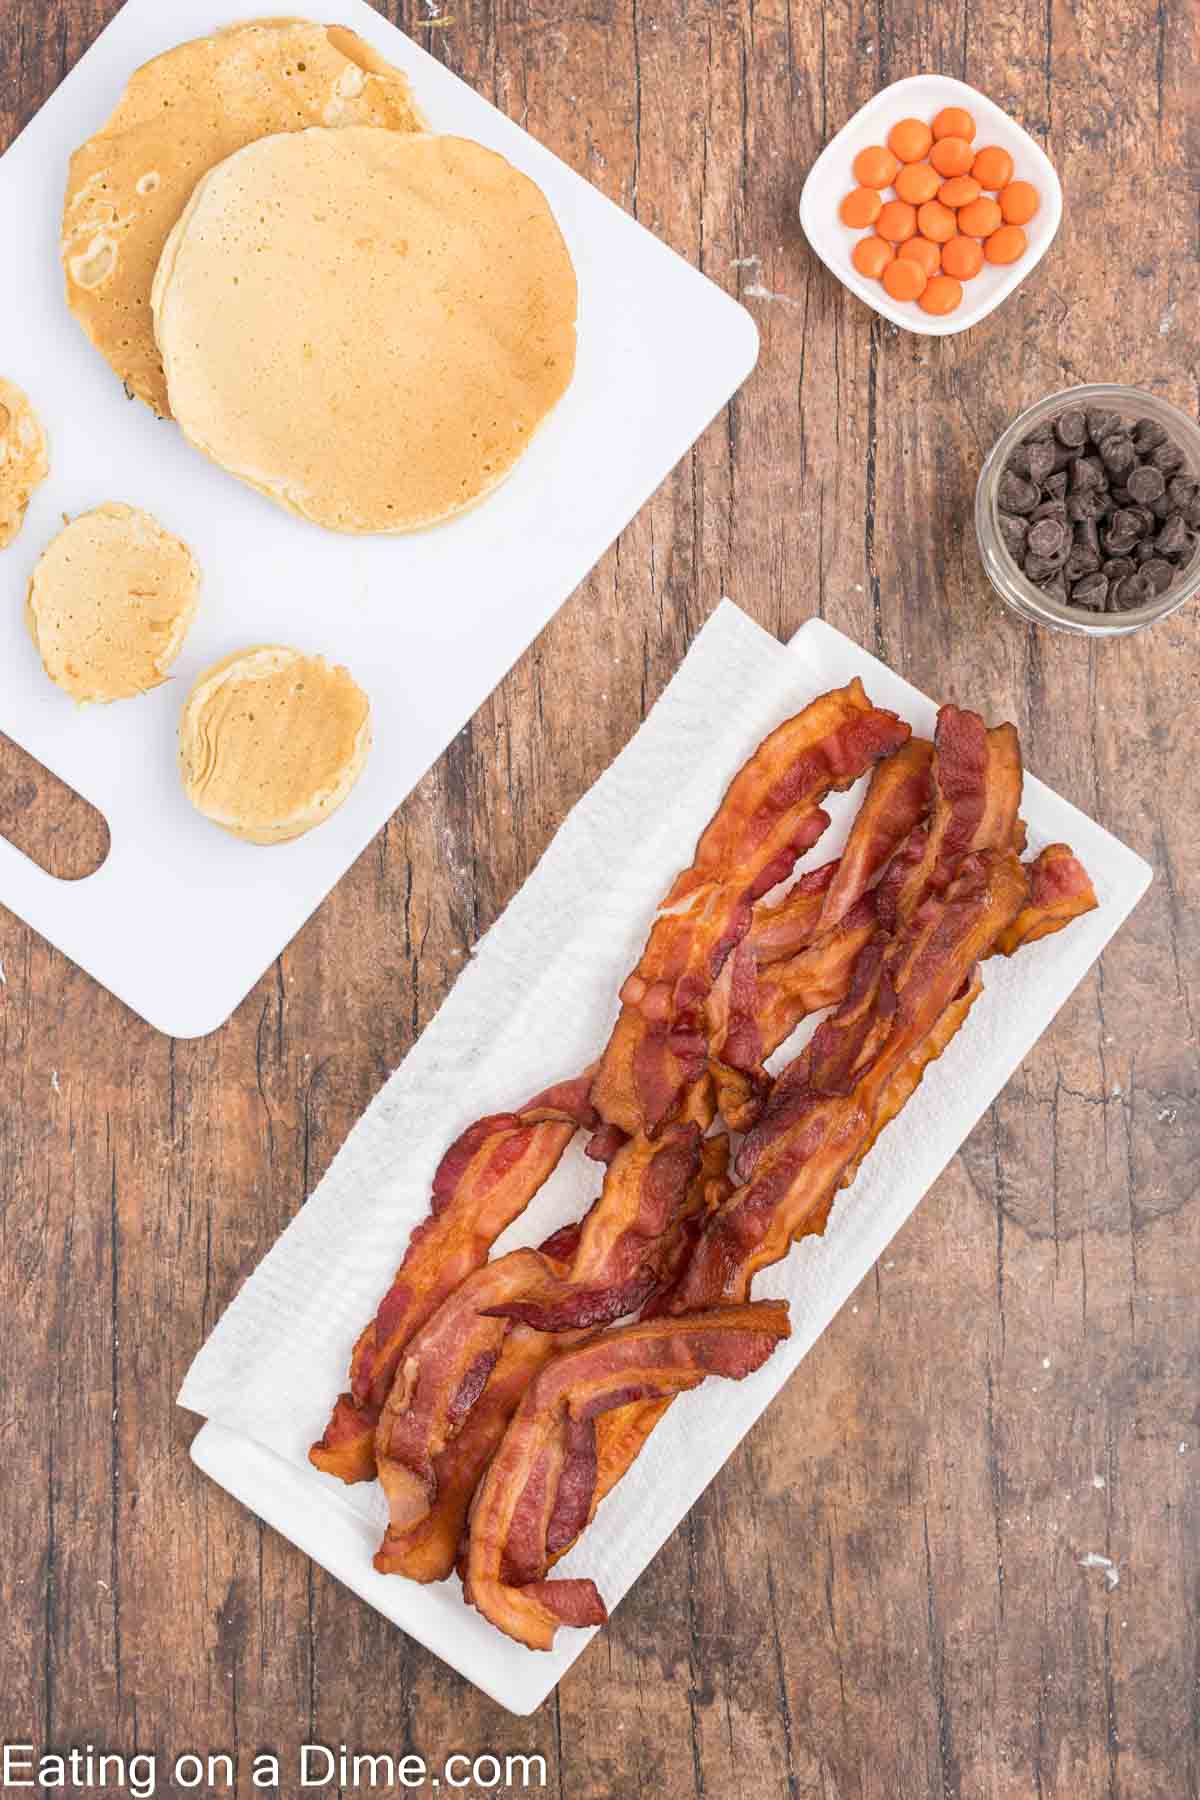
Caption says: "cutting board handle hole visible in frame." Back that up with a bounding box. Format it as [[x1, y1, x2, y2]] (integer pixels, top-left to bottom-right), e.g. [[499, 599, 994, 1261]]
[[0, 734, 110, 881]]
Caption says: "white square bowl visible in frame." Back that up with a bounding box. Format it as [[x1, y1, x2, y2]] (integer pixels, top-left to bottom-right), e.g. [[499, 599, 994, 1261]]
[[799, 74, 1062, 337]]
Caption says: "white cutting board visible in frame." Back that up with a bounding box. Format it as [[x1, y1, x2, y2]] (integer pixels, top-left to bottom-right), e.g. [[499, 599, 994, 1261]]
[[0, 0, 758, 1038]]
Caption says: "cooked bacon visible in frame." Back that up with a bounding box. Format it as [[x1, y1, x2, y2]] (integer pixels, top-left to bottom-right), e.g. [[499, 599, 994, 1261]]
[[589, 682, 911, 1140], [997, 844, 1098, 955], [309, 1072, 595, 1484], [484, 1123, 702, 1331], [462, 1304, 790, 1649], [373, 1124, 720, 1578], [671, 851, 1027, 1308], [813, 738, 934, 934], [878, 709, 1022, 931], [374, 1248, 550, 1538]]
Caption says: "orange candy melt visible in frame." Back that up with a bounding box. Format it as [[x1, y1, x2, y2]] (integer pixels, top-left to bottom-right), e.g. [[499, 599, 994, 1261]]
[[972, 145, 1015, 190], [853, 144, 901, 188], [941, 234, 984, 280], [876, 199, 918, 242], [897, 235, 942, 275], [1000, 179, 1040, 224], [918, 273, 964, 316], [932, 106, 976, 142], [916, 199, 957, 243], [930, 135, 974, 177], [882, 257, 928, 302], [888, 118, 934, 162], [958, 195, 1003, 238], [894, 162, 941, 205], [851, 234, 895, 279], [840, 186, 884, 228], [985, 223, 1027, 264], [938, 175, 982, 209]]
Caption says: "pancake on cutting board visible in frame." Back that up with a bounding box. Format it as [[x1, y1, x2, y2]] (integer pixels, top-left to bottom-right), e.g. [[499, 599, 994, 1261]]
[[26, 502, 201, 703], [152, 128, 578, 534], [61, 18, 425, 416], [178, 645, 371, 844], [0, 378, 49, 548]]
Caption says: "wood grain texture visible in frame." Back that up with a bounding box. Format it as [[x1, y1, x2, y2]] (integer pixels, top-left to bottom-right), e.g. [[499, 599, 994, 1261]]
[[1, 0, 1197, 1794]]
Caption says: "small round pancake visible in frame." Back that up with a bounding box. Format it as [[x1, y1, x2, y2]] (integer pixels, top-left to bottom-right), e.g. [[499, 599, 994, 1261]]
[[62, 18, 424, 416], [26, 504, 200, 704], [179, 646, 371, 844], [152, 129, 578, 534], [0, 379, 50, 549]]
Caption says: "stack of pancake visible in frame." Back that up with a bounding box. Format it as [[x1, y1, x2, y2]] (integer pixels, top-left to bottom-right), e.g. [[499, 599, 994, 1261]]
[[62, 16, 579, 533]]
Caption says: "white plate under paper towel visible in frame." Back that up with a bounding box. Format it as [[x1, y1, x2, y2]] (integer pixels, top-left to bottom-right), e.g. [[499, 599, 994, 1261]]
[[182, 603, 1151, 1716], [0, 0, 758, 1039], [799, 74, 1062, 337]]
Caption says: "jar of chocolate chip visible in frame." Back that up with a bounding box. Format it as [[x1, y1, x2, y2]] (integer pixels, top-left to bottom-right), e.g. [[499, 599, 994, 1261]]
[[976, 384, 1200, 636]]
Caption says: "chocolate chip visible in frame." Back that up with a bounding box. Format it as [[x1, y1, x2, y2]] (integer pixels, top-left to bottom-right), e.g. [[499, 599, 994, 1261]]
[[1102, 531, 1138, 560], [1187, 495, 1200, 528], [1045, 470, 1070, 501], [1127, 464, 1166, 503], [999, 512, 1029, 558], [1066, 490, 1107, 523], [1167, 475, 1197, 509], [1031, 499, 1068, 523], [1156, 514, 1189, 557], [1025, 552, 1063, 583], [1100, 435, 1136, 477], [1150, 492, 1175, 520], [1006, 444, 1033, 480], [1102, 556, 1136, 581], [1071, 572, 1109, 609], [1086, 409, 1122, 443], [1151, 441, 1186, 475], [1028, 517, 1067, 557], [1065, 548, 1100, 583], [1134, 542, 1155, 564], [1024, 423, 1054, 444], [1075, 516, 1101, 557], [1025, 440, 1058, 487], [998, 471, 1040, 515], [1070, 456, 1105, 493], [1141, 558, 1175, 594], [1125, 504, 1156, 537], [1041, 572, 1069, 604], [1112, 570, 1158, 610], [1110, 508, 1145, 540], [1055, 409, 1088, 449], [1132, 418, 1167, 453]]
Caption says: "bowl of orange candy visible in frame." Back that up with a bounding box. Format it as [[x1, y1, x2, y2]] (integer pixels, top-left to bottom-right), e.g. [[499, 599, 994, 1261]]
[[799, 76, 1062, 336]]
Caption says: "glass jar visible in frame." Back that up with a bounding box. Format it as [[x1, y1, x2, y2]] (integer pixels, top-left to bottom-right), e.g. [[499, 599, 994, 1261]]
[[975, 383, 1200, 637]]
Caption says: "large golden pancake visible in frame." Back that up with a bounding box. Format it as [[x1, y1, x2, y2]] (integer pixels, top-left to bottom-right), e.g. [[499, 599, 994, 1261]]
[[62, 19, 424, 416], [152, 129, 578, 534], [26, 503, 201, 704], [0, 379, 49, 548], [178, 646, 371, 844]]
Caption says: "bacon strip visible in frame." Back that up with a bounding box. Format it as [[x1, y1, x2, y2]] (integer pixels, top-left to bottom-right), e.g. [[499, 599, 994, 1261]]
[[812, 738, 934, 935], [589, 681, 911, 1140], [997, 844, 1098, 955], [372, 1125, 721, 1578], [462, 1304, 791, 1649], [878, 708, 1022, 932], [309, 1073, 595, 1484]]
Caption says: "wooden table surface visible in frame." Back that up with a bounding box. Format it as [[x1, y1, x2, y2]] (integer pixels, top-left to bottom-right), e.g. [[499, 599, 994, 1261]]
[[2, 2, 1197, 1796]]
